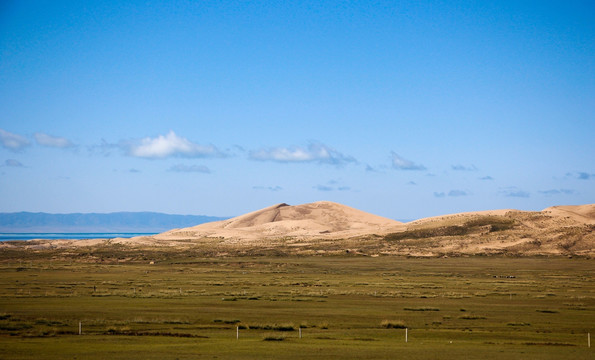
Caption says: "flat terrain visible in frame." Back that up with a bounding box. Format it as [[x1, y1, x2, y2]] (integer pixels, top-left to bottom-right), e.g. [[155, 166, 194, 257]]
[[0, 252, 593, 359]]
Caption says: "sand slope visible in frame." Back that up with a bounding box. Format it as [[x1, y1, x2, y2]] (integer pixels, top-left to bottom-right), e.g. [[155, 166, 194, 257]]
[[542, 204, 595, 225], [155, 201, 403, 240]]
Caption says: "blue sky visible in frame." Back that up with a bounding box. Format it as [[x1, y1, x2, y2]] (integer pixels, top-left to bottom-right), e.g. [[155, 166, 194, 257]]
[[1, 0, 594, 220]]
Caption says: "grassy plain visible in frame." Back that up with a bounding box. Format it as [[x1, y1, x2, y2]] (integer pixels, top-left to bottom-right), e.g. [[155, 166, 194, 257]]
[[0, 251, 593, 359]]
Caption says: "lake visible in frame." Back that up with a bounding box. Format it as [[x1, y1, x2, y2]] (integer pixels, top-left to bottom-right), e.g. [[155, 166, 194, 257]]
[[0, 233, 157, 241]]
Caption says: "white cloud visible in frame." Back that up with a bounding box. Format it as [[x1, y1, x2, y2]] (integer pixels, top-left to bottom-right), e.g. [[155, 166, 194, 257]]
[[250, 142, 356, 165], [0, 129, 30, 151], [391, 152, 426, 171], [34, 132, 75, 148], [127, 131, 224, 159], [168, 164, 211, 173]]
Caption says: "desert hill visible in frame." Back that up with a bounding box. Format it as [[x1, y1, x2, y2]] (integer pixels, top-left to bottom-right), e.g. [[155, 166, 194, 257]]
[[155, 201, 403, 240], [385, 204, 595, 257], [119, 202, 595, 257], [1, 202, 593, 257]]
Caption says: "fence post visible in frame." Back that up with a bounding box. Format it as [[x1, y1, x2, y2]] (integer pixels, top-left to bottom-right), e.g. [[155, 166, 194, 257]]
[[405, 328, 408, 342], [79, 321, 82, 335]]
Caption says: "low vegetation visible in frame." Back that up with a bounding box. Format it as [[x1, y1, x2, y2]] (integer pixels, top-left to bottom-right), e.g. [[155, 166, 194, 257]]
[[380, 319, 407, 329], [384, 216, 517, 242], [0, 251, 593, 359]]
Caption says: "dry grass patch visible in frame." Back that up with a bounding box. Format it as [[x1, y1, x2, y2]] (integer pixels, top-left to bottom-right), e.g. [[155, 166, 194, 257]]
[[380, 319, 406, 329]]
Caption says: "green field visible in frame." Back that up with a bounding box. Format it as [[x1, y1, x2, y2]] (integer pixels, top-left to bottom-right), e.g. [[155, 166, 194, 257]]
[[0, 254, 593, 359]]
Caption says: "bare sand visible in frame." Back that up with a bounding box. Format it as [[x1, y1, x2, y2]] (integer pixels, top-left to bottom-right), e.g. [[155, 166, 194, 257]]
[[155, 201, 404, 241]]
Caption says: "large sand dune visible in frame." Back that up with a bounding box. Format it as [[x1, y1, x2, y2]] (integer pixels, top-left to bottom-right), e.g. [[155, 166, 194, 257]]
[[155, 201, 404, 240]]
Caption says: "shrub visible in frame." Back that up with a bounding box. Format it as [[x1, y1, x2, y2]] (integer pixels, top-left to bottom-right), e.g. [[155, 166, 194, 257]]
[[459, 315, 486, 320], [263, 333, 286, 341], [274, 323, 295, 331], [381, 319, 406, 329]]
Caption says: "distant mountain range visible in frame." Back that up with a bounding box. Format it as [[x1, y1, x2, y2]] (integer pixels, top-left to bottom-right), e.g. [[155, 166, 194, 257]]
[[0, 212, 229, 233]]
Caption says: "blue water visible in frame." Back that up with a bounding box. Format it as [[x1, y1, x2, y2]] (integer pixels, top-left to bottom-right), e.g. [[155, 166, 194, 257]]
[[0, 233, 157, 241]]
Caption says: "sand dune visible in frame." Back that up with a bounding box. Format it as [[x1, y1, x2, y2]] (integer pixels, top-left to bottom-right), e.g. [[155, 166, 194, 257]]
[[155, 201, 403, 240], [2, 201, 593, 257], [542, 204, 595, 224]]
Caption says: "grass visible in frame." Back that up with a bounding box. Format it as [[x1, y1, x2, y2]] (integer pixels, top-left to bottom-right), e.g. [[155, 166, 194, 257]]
[[404, 307, 440, 311], [0, 252, 593, 359], [262, 333, 286, 341]]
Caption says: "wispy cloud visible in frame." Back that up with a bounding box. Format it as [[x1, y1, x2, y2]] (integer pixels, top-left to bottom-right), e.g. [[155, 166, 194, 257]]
[[167, 164, 211, 173], [434, 189, 470, 197], [313, 184, 351, 192], [538, 189, 575, 196], [479, 176, 494, 181], [250, 142, 356, 166], [253, 185, 283, 192], [34, 132, 75, 148], [365, 164, 378, 172], [0, 129, 30, 151], [126, 131, 224, 159], [566, 172, 594, 180], [88, 139, 119, 156], [499, 187, 530, 198], [313, 179, 351, 192], [391, 152, 426, 171], [448, 190, 469, 197], [451, 164, 477, 171], [3, 159, 24, 167]]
